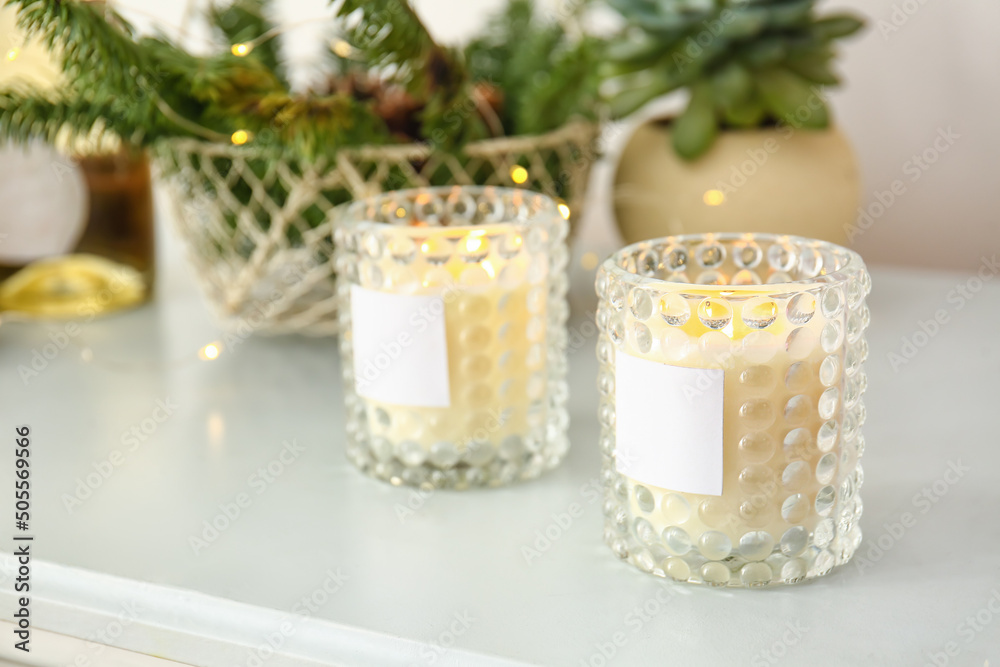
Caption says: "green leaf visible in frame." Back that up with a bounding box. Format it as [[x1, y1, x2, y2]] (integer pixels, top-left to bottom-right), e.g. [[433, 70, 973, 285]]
[[672, 31, 730, 78], [608, 74, 674, 118], [672, 82, 719, 160], [716, 6, 769, 40], [633, 10, 708, 34], [813, 15, 866, 40], [764, 0, 814, 29], [465, 0, 604, 136], [710, 62, 752, 108], [740, 37, 786, 67], [607, 34, 676, 65], [755, 68, 829, 128], [786, 55, 840, 85], [721, 96, 766, 128], [786, 39, 835, 62]]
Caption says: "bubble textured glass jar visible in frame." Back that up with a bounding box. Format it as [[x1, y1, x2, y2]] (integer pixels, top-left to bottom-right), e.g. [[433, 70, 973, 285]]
[[596, 234, 870, 586], [335, 187, 570, 489]]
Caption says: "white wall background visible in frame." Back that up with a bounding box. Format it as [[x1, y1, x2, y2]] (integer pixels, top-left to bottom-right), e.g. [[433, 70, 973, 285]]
[[116, 0, 999, 271]]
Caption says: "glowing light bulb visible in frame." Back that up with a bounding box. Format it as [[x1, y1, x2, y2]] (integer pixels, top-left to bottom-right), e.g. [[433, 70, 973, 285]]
[[703, 189, 726, 206], [5, 48, 19, 61], [230, 130, 250, 145], [331, 39, 353, 58], [510, 166, 528, 185], [557, 203, 571, 220], [231, 43, 252, 57], [199, 343, 221, 361]]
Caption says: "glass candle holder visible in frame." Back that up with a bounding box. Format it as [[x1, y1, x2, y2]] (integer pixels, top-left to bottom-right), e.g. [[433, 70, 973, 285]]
[[335, 187, 570, 489], [596, 234, 870, 587]]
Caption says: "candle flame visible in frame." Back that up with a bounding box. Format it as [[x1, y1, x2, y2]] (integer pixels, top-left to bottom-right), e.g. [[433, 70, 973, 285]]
[[464, 230, 486, 254]]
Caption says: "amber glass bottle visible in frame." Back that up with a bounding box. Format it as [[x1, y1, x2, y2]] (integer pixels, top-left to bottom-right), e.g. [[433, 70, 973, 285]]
[[0, 146, 155, 318], [0, 4, 154, 318]]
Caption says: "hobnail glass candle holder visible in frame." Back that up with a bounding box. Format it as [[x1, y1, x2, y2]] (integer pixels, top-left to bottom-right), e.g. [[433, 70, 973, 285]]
[[596, 233, 870, 587], [335, 187, 570, 489]]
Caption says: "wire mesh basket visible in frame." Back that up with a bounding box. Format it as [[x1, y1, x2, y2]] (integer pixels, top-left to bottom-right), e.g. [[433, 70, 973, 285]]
[[156, 120, 598, 336]]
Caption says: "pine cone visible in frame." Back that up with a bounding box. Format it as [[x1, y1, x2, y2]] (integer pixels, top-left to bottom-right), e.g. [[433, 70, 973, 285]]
[[373, 86, 424, 141]]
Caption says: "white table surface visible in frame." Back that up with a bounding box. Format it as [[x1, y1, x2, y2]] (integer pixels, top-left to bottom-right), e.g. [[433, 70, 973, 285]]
[[2, 210, 1000, 667]]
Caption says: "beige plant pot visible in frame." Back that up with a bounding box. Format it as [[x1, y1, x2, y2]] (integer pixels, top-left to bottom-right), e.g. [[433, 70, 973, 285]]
[[613, 119, 861, 247]]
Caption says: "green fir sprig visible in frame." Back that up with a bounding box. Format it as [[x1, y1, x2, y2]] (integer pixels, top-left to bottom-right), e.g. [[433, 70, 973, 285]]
[[0, 0, 863, 166], [465, 0, 603, 136]]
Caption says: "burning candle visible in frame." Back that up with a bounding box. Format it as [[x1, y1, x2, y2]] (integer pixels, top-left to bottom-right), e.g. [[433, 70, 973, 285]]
[[335, 187, 570, 489], [596, 233, 870, 586]]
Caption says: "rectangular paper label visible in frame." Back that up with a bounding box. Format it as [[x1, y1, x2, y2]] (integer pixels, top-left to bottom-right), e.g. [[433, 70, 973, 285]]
[[614, 352, 724, 496], [350, 285, 451, 408]]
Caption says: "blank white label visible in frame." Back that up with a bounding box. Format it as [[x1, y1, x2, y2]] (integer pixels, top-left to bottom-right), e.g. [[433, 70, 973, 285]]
[[615, 352, 724, 496], [350, 285, 451, 408]]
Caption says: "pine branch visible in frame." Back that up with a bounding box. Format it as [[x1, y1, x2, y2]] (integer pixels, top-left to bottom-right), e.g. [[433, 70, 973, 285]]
[[4, 0, 172, 144], [466, 0, 602, 136], [1, 0, 602, 159], [208, 0, 288, 89], [0, 90, 118, 145], [335, 0, 488, 148], [515, 34, 603, 135], [9, 0, 148, 92], [1, 0, 383, 154], [336, 0, 439, 83]]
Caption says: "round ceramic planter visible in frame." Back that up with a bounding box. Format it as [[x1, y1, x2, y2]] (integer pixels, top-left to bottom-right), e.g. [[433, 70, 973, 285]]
[[613, 120, 861, 247]]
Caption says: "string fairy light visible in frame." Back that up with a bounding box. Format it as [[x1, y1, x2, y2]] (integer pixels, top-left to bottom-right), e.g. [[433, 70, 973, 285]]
[[59, 2, 342, 145], [0, 311, 226, 372], [0, 5, 367, 371], [330, 39, 354, 58], [231, 42, 252, 57], [226, 17, 331, 59], [509, 166, 529, 185], [198, 342, 221, 360], [703, 189, 726, 206]]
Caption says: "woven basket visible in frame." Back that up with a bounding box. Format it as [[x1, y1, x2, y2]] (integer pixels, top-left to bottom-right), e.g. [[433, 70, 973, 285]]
[[156, 120, 598, 336]]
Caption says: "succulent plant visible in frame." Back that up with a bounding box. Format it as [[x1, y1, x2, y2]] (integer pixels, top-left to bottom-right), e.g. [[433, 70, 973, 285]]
[[604, 0, 865, 160]]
